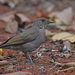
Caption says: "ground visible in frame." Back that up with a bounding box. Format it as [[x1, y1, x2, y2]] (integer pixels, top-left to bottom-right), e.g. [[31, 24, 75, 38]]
[[0, 0, 75, 75]]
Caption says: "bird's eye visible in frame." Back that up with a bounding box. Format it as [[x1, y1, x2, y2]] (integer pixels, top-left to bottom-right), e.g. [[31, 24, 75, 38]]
[[42, 19, 45, 22]]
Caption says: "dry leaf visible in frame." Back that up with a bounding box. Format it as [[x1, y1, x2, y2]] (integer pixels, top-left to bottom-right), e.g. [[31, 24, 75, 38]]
[[49, 11, 59, 18], [11, 0, 20, 5], [52, 32, 75, 43], [46, 29, 56, 36], [36, 9, 48, 18], [0, 0, 20, 8], [56, 7, 73, 23], [15, 13, 31, 24], [72, 20, 75, 30], [0, 11, 15, 22], [0, 60, 8, 66], [40, 48, 47, 52], [0, 0, 19, 4], [52, 32, 73, 41], [63, 41, 71, 52], [54, 17, 62, 23], [0, 0, 9, 4], [7, 65, 14, 71], [46, 4, 55, 13], [63, 35, 75, 43], [49, 11, 62, 23], [5, 19, 18, 33], [60, 67, 75, 72], [50, 16, 62, 23], [49, 7, 73, 23], [62, 62, 75, 69], [50, 59, 75, 69], [0, 55, 5, 60], [5, 71, 32, 75]]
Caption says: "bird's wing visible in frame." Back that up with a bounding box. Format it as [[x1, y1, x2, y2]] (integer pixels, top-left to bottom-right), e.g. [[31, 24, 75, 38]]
[[1, 28, 39, 46]]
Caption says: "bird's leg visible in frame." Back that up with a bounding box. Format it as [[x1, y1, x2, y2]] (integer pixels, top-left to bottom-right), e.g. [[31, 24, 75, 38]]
[[27, 52, 33, 64], [24, 53, 30, 63], [25, 54, 29, 60]]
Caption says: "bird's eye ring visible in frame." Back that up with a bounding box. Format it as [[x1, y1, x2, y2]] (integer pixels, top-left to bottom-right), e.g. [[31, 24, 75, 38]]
[[42, 19, 45, 22]]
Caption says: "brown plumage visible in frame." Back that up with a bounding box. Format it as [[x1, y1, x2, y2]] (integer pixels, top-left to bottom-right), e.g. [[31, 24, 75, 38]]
[[0, 18, 54, 63]]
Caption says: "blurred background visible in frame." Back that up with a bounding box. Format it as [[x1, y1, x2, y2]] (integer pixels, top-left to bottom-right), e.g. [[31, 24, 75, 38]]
[[0, 0, 75, 34]]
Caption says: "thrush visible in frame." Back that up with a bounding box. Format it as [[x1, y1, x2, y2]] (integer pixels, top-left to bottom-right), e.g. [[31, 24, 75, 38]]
[[0, 18, 54, 63]]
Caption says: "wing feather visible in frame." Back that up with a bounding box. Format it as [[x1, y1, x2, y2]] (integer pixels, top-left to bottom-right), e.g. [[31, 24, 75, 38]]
[[0, 28, 39, 47]]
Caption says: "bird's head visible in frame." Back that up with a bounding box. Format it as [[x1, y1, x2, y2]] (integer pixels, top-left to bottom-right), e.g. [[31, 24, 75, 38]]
[[33, 18, 54, 29]]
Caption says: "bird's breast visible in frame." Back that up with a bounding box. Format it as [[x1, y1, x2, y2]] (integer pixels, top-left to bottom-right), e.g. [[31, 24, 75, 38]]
[[22, 29, 45, 52], [33, 29, 45, 46]]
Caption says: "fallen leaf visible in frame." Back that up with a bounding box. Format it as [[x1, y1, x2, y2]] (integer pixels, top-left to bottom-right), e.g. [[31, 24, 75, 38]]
[[0, 55, 5, 60], [0, 0, 20, 8], [40, 48, 47, 52], [5, 19, 18, 33], [11, 0, 20, 5], [49, 11, 59, 18], [52, 32, 75, 43], [7, 65, 14, 71], [63, 34, 75, 43], [50, 59, 75, 68], [0, 11, 15, 22], [15, 13, 31, 24], [5, 71, 32, 75], [62, 62, 75, 69], [52, 32, 73, 41], [56, 7, 73, 23], [59, 67, 75, 72], [36, 9, 49, 18], [72, 20, 75, 30], [46, 4, 55, 13], [0, 60, 8, 66], [49, 7, 73, 23], [46, 29, 56, 36]]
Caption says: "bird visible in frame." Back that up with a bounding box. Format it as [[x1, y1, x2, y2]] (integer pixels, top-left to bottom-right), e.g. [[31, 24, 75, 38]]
[[0, 18, 54, 63]]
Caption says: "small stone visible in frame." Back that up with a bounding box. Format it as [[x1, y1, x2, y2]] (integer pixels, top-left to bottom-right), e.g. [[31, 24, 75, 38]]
[[41, 68, 47, 73], [62, 45, 67, 51], [39, 67, 47, 74], [17, 67, 22, 71]]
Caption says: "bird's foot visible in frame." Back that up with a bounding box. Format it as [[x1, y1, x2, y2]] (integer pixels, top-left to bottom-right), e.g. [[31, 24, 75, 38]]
[[27, 52, 33, 64]]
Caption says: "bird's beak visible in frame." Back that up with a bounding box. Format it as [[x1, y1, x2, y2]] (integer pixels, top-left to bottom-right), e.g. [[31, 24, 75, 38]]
[[47, 21, 54, 24]]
